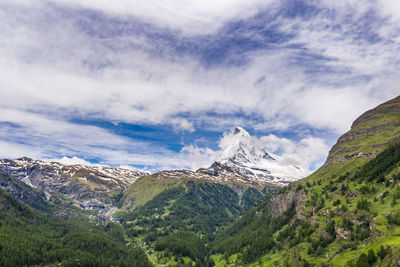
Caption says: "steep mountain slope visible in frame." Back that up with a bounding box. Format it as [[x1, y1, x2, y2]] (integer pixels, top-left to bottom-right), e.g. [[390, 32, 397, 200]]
[[0, 169, 49, 212], [0, 157, 148, 214], [121, 168, 276, 211], [122, 153, 286, 213], [211, 127, 306, 185], [211, 95, 400, 266], [0, 168, 113, 220], [118, 178, 264, 266], [0, 185, 152, 266], [326, 95, 400, 165]]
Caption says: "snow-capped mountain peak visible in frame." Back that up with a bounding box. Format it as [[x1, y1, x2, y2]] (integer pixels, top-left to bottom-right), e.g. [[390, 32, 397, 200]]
[[212, 127, 306, 185], [233, 126, 250, 137], [216, 127, 273, 165]]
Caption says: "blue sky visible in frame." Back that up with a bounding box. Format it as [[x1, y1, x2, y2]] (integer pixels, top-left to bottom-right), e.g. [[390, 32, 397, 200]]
[[0, 0, 399, 172]]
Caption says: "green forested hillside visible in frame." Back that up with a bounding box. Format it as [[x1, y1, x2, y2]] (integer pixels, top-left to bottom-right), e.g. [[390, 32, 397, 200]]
[[210, 96, 400, 267], [0, 162, 267, 267], [0, 185, 152, 267], [211, 143, 400, 266], [118, 180, 264, 266]]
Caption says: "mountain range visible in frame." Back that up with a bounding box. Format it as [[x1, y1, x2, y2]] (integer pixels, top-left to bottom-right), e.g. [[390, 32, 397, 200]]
[[0, 126, 304, 216], [0, 157, 148, 215]]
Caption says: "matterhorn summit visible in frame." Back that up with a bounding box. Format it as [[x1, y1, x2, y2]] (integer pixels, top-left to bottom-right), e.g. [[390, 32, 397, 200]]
[[212, 127, 306, 185]]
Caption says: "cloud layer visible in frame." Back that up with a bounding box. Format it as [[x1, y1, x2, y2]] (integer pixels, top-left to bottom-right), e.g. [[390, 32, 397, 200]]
[[0, 0, 399, 171]]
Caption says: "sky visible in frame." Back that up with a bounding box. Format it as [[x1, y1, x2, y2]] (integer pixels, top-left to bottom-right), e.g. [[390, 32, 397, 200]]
[[0, 0, 399, 173]]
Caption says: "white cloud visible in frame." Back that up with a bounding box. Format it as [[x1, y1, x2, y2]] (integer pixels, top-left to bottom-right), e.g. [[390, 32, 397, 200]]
[[0, 1, 399, 171], [180, 145, 216, 170], [0, 0, 277, 35], [316, 0, 400, 28], [260, 134, 330, 172], [1, 1, 399, 136], [0, 141, 44, 159], [39, 0, 276, 35], [171, 118, 195, 133], [55, 156, 94, 166]]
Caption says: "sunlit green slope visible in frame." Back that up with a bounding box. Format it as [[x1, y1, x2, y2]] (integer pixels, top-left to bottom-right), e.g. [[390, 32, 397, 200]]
[[211, 95, 400, 267]]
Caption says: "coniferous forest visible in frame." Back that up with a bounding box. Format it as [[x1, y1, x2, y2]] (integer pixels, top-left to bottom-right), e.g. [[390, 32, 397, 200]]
[[0, 181, 152, 267]]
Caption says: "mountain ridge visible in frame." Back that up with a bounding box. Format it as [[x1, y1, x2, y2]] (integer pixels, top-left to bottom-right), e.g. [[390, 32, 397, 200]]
[[0, 157, 149, 214], [326, 95, 400, 165]]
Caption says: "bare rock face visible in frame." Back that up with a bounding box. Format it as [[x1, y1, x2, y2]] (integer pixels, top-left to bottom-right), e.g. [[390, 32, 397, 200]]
[[325, 95, 400, 165], [0, 169, 49, 211], [0, 157, 148, 214], [335, 225, 350, 240], [269, 189, 306, 218]]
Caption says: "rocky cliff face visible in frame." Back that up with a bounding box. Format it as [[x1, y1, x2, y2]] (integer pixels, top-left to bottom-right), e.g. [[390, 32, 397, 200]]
[[268, 189, 306, 218], [326, 95, 400, 165], [0, 169, 49, 212], [0, 157, 148, 214]]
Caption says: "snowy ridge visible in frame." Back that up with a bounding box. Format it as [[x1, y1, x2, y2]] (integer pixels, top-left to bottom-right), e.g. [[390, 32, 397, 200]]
[[154, 163, 265, 187], [212, 127, 306, 185], [0, 157, 149, 214], [0, 157, 149, 189]]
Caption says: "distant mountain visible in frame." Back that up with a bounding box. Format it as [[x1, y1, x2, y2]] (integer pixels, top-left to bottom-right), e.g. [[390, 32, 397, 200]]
[[147, 127, 305, 188], [0, 157, 149, 214], [120, 166, 278, 211], [210, 126, 305, 185], [0, 126, 305, 218], [120, 127, 304, 213]]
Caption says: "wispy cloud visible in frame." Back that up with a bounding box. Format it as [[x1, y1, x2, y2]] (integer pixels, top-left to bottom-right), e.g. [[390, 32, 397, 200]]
[[14, 0, 277, 35], [0, 0, 399, 171]]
